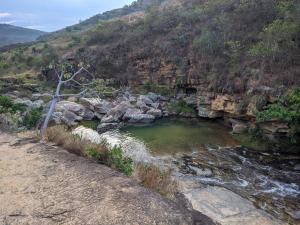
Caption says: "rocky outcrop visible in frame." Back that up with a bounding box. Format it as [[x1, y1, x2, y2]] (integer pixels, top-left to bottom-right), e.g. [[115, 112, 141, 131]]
[[53, 101, 94, 126], [183, 186, 287, 225]]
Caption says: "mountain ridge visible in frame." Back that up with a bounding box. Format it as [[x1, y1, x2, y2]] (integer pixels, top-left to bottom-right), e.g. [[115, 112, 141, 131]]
[[0, 24, 47, 47]]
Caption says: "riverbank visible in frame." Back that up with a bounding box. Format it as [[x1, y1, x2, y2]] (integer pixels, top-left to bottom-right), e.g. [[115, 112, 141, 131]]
[[0, 131, 218, 225]]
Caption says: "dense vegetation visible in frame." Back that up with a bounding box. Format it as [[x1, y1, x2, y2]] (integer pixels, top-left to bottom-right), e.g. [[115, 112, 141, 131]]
[[1, 0, 299, 93]]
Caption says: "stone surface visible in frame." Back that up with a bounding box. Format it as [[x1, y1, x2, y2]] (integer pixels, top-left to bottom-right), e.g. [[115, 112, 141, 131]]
[[198, 106, 223, 118], [0, 132, 193, 225], [138, 95, 154, 105], [97, 123, 121, 134], [136, 100, 151, 112], [107, 101, 133, 122], [55, 101, 86, 115], [146, 108, 162, 118], [211, 95, 238, 114], [184, 187, 287, 225]]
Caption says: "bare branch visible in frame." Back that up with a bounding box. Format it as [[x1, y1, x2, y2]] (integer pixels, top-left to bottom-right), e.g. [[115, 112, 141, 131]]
[[62, 67, 84, 83], [58, 89, 88, 98]]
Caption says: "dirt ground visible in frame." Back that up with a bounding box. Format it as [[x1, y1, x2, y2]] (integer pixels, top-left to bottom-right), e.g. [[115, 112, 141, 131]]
[[0, 132, 217, 225]]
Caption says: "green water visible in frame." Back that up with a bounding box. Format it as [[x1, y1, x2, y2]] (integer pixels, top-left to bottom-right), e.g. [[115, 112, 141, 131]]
[[121, 118, 239, 155]]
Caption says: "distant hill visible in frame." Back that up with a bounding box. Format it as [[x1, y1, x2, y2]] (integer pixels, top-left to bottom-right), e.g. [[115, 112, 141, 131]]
[[0, 24, 46, 47]]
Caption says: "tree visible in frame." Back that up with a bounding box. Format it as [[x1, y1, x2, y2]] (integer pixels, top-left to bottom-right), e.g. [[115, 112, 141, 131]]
[[40, 65, 94, 136]]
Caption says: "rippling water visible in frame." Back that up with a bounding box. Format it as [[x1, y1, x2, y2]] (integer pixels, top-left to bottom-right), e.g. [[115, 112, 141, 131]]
[[113, 118, 300, 223]]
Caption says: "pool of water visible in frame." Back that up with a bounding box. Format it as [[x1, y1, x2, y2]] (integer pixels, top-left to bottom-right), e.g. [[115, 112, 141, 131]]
[[120, 118, 300, 224], [122, 118, 240, 155]]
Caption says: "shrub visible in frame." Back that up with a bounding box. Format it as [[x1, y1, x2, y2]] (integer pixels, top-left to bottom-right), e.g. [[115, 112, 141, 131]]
[[23, 107, 43, 129], [193, 29, 222, 56], [0, 95, 26, 114], [256, 89, 300, 123], [106, 146, 134, 176], [86, 147, 102, 160], [168, 100, 195, 114], [136, 164, 177, 198]]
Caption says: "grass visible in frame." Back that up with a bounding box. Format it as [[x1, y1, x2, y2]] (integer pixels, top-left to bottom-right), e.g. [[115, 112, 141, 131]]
[[135, 164, 177, 198], [45, 126, 133, 176], [45, 126, 176, 196], [45, 125, 108, 157]]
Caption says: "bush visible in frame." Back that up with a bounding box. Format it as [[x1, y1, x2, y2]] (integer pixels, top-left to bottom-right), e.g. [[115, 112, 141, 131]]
[[168, 100, 195, 114], [23, 107, 43, 129], [0, 95, 26, 114], [256, 89, 300, 123], [136, 164, 177, 197], [106, 146, 134, 176]]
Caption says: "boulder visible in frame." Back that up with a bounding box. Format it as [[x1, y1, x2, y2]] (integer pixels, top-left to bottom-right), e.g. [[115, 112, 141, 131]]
[[230, 119, 248, 134], [128, 114, 155, 123], [150, 102, 160, 109], [136, 100, 151, 112], [107, 101, 133, 121], [82, 109, 94, 120], [147, 92, 159, 102], [123, 108, 143, 121], [55, 101, 85, 116], [97, 123, 121, 134], [51, 112, 63, 124], [198, 106, 223, 118], [147, 108, 162, 118], [101, 115, 116, 123], [73, 126, 102, 144], [61, 110, 82, 126], [184, 187, 285, 225], [80, 98, 113, 114], [138, 95, 153, 106]]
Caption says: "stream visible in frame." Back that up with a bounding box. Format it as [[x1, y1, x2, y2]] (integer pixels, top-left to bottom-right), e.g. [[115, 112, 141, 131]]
[[79, 118, 300, 224]]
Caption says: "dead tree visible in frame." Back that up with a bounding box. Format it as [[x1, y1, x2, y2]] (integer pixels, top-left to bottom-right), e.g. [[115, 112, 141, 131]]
[[40, 66, 94, 136]]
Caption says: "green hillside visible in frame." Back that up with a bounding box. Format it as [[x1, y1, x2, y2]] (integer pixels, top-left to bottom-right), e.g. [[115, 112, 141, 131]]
[[0, 0, 299, 92], [0, 24, 46, 47]]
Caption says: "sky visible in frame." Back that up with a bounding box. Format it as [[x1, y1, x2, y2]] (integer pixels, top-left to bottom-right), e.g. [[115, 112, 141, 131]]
[[0, 0, 135, 32]]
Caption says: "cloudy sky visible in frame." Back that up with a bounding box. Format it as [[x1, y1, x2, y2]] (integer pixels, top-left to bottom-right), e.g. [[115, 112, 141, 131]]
[[0, 0, 135, 32]]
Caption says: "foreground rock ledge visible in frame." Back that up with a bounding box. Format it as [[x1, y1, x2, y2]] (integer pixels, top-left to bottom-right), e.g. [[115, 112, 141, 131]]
[[0, 132, 215, 225]]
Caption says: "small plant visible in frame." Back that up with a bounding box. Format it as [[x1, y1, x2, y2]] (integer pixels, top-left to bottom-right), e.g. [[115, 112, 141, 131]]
[[107, 146, 134, 176], [136, 164, 177, 198], [86, 147, 102, 160], [0, 95, 26, 114], [23, 107, 43, 129]]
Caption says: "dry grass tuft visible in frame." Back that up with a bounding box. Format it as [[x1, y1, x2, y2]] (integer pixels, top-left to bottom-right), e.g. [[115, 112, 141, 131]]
[[135, 164, 177, 198], [45, 125, 107, 157]]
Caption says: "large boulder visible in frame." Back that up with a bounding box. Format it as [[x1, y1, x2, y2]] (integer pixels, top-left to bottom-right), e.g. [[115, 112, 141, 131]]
[[53, 101, 92, 125], [123, 108, 143, 121], [61, 110, 82, 126], [55, 101, 85, 116], [106, 101, 133, 121], [138, 95, 153, 106], [136, 100, 151, 112], [80, 98, 113, 115]]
